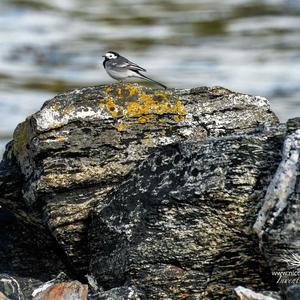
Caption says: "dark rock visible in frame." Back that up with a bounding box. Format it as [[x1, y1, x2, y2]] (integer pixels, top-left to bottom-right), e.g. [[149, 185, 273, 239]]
[[286, 284, 300, 300], [89, 124, 285, 299], [0, 202, 68, 300], [0, 274, 42, 300], [253, 127, 300, 295], [286, 117, 300, 134], [89, 286, 144, 300], [0, 84, 278, 277], [0, 83, 294, 299], [0, 203, 68, 279]]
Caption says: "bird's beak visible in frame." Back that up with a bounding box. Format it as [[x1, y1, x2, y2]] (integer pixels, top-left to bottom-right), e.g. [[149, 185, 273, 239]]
[[102, 55, 105, 58]]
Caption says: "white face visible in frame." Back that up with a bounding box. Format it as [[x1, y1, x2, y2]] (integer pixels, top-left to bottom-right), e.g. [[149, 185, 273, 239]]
[[105, 52, 117, 59]]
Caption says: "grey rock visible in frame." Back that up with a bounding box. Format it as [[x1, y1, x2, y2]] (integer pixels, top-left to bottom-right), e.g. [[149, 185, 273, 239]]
[[89, 124, 285, 299], [0, 84, 278, 277], [253, 118, 300, 295], [234, 286, 282, 300], [286, 284, 300, 300], [0, 274, 42, 300], [89, 286, 144, 300], [0, 83, 294, 299]]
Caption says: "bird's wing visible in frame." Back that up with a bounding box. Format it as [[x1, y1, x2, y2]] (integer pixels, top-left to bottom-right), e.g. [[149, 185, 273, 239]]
[[116, 57, 147, 72]]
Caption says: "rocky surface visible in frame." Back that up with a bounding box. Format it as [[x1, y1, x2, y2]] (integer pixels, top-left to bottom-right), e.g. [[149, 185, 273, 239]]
[[0, 292, 10, 300], [89, 124, 284, 299], [0, 83, 298, 299], [253, 119, 300, 298], [234, 286, 281, 300], [32, 280, 88, 300]]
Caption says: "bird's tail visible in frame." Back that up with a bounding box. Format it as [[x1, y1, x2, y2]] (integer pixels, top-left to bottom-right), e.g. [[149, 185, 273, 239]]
[[137, 72, 167, 89]]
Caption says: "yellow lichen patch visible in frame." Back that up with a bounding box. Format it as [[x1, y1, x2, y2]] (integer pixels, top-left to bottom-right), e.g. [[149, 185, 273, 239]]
[[56, 136, 65, 141], [99, 99, 105, 107], [106, 97, 122, 119], [159, 118, 167, 125], [138, 116, 147, 124], [138, 115, 155, 124], [117, 122, 125, 132], [117, 87, 122, 97], [12, 120, 33, 160], [51, 104, 60, 111], [124, 90, 186, 121], [126, 101, 147, 117], [102, 83, 188, 128], [110, 110, 118, 118], [126, 84, 140, 97], [172, 115, 186, 122], [171, 100, 188, 115], [104, 86, 112, 94], [160, 130, 166, 136]]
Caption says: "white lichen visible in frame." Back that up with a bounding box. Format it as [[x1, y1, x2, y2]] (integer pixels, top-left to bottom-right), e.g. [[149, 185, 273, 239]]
[[235, 286, 279, 300], [35, 106, 111, 132], [32, 279, 55, 297]]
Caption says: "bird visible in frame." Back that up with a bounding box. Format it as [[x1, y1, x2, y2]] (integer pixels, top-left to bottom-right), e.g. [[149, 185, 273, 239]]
[[102, 51, 167, 89]]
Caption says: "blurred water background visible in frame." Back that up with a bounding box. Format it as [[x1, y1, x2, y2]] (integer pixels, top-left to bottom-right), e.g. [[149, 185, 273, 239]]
[[0, 0, 300, 156]]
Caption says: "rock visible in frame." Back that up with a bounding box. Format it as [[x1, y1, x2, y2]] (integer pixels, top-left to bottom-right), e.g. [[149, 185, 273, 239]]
[[0, 197, 69, 300], [0, 204, 68, 279], [0, 292, 10, 300], [286, 284, 300, 300], [89, 286, 144, 300], [286, 117, 300, 134], [0, 83, 292, 299], [31, 272, 69, 299], [0, 274, 42, 300], [0, 84, 278, 277], [32, 281, 88, 300], [234, 286, 281, 300], [253, 118, 300, 295], [89, 123, 285, 299]]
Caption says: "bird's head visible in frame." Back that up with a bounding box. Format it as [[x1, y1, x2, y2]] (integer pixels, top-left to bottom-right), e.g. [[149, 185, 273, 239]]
[[102, 51, 119, 60]]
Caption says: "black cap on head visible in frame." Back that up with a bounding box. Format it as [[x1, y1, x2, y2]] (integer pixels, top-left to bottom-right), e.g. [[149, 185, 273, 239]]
[[106, 51, 120, 57]]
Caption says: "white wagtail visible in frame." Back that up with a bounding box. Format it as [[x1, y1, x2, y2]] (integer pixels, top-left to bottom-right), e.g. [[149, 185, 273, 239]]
[[102, 51, 167, 89]]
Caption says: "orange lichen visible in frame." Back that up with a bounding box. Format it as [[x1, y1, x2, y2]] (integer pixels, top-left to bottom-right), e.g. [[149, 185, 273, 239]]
[[51, 105, 60, 111], [172, 115, 185, 122], [159, 118, 167, 124], [117, 87, 122, 97], [99, 99, 105, 107], [56, 136, 65, 141], [106, 97, 122, 118], [102, 84, 188, 129], [138, 115, 155, 124], [117, 123, 125, 131], [12, 120, 33, 160], [104, 86, 112, 94], [127, 84, 140, 96], [160, 130, 166, 136]]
